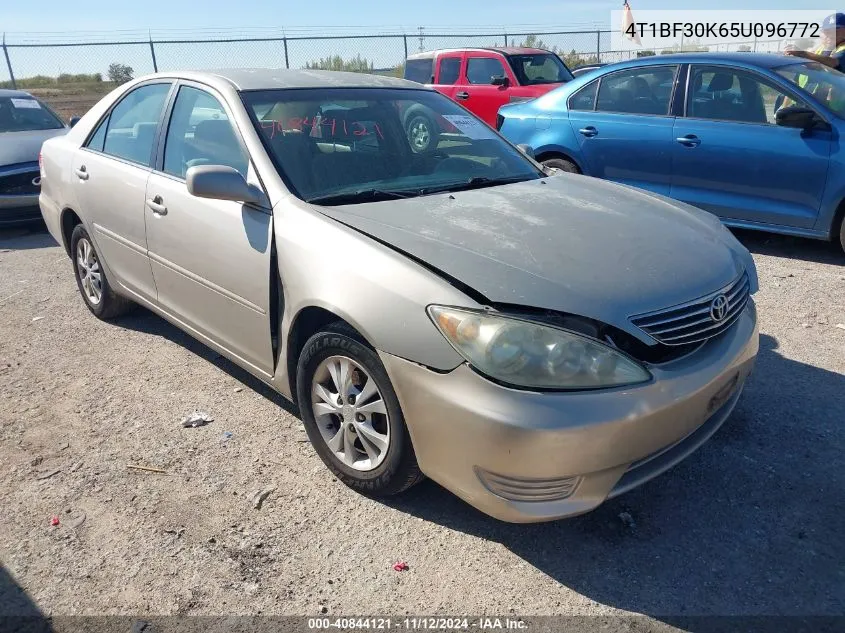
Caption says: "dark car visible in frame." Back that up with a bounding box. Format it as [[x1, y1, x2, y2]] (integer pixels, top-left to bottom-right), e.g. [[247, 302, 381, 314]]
[[0, 89, 67, 226]]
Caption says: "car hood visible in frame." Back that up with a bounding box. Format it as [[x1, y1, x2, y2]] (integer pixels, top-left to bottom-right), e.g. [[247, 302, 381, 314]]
[[317, 175, 752, 341], [0, 128, 66, 166]]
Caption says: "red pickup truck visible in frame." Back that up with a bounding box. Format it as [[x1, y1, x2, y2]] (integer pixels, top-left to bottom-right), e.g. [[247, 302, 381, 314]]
[[403, 47, 574, 126]]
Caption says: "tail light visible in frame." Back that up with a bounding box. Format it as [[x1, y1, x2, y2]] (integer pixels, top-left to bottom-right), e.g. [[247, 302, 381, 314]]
[[495, 114, 504, 130]]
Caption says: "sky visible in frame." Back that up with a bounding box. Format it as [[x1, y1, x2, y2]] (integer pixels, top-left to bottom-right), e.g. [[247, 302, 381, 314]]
[[2, 0, 808, 37], [0, 0, 825, 81]]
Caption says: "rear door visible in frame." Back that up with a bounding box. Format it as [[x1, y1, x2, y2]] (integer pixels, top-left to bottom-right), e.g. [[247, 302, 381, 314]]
[[70, 81, 173, 302], [144, 82, 275, 377], [455, 52, 515, 125], [567, 64, 679, 195], [671, 64, 830, 228]]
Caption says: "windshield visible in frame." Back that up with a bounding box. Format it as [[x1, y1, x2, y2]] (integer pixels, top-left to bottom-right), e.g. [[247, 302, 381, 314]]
[[241, 88, 542, 205], [0, 96, 64, 133], [776, 61, 845, 117], [508, 54, 573, 85]]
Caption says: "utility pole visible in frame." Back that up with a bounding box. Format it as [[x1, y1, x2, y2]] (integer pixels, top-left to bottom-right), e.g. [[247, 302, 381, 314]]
[[418, 26, 425, 53]]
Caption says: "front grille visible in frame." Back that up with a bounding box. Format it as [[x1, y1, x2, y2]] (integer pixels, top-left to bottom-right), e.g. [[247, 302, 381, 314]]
[[630, 273, 750, 346], [0, 167, 40, 196]]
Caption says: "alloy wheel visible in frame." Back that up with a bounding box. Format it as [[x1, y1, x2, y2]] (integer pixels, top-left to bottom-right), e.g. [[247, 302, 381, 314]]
[[311, 355, 390, 471], [76, 237, 102, 305]]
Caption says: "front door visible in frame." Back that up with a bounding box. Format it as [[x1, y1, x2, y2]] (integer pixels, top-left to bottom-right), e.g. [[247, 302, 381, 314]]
[[456, 53, 514, 125], [568, 65, 679, 195], [144, 83, 275, 377], [70, 82, 173, 302], [671, 65, 831, 229]]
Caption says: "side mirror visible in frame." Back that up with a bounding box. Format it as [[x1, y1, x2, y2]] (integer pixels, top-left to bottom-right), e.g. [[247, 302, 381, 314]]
[[776, 105, 827, 131], [186, 165, 266, 205], [69, 116, 81, 128], [491, 75, 510, 87], [516, 144, 535, 159]]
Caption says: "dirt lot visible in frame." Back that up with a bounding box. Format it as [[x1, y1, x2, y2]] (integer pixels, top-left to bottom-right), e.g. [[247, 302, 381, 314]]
[[0, 225, 843, 623]]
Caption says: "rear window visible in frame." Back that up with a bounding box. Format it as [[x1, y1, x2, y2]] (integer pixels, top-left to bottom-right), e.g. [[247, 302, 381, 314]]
[[0, 96, 64, 133], [404, 59, 434, 84]]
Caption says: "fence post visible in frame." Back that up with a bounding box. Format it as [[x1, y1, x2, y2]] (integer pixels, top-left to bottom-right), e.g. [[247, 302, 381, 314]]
[[403, 35, 408, 61], [504, 33, 508, 46], [148, 34, 159, 73], [2, 33, 15, 89], [595, 29, 601, 63], [283, 37, 290, 69]]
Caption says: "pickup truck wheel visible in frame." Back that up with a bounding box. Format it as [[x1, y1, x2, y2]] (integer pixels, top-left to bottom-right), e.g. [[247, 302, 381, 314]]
[[541, 157, 581, 174], [406, 113, 435, 153], [296, 323, 424, 496], [70, 224, 133, 320]]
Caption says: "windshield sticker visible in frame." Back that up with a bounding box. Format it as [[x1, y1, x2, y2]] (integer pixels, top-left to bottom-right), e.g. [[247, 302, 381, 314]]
[[442, 114, 497, 139], [259, 117, 384, 140], [11, 98, 41, 109]]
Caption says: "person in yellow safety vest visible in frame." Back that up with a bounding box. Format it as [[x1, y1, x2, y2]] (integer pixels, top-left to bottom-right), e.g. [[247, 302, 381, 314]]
[[785, 12, 845, 74]]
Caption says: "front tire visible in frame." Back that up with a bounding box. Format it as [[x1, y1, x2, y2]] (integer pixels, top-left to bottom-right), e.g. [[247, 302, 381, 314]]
[[70, 224, 133, 319], [541, 157, 581, 174], [296, 323, 423, 496]]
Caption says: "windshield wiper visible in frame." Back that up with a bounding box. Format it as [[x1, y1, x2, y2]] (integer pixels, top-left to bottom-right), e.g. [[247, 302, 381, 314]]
[[306, 188, 419, 206], [423, 175, 535, 195]]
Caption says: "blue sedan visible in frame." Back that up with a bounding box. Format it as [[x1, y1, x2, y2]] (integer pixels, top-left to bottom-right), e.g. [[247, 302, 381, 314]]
[[497, 52, 845, 251]]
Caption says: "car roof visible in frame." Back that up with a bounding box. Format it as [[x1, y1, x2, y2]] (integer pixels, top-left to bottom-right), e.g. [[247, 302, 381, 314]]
[[607, 52, 803, 70], [0, 88, 34, 98], [407, 47, 550, 60], [141, 68, 423, 91]]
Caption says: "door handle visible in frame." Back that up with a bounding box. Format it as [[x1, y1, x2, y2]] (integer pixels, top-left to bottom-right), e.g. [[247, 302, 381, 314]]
[[146, 196, 168, 216], [456, 91, 470, 100], [74, 165, 89, 180], [579, 126, 598, 137], [676, 134, 701, 147]]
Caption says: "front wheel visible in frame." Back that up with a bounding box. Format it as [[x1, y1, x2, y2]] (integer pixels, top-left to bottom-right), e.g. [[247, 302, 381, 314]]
[[296, 323, 423, 496], [541, 157, 580, 174], [406, 113, 435, 154]]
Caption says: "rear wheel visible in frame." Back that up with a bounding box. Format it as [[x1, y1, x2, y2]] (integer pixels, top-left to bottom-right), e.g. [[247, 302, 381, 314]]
[[541, 157, 581, 174], [296, 323, 423, 496], [70, 224, 133, 319], [839, 215, 845, 253]]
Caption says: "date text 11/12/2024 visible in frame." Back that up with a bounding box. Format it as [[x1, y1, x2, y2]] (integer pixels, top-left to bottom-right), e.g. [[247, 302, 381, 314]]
[[307, 617, 528, 630]]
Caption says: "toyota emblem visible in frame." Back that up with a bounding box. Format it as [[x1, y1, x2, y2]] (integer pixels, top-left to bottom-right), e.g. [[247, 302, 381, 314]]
[[710, 294, 729, 322]]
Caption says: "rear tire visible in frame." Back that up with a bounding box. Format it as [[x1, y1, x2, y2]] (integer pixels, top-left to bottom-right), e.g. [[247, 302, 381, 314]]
[[70, 224, 133, 320], [541, 157, 581, 174], [839, 216, 845, 254], [296, 322, 424, 496]]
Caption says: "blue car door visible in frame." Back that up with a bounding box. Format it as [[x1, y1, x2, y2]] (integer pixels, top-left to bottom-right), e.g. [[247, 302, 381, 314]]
[[567, 64, 680, 195], [671, 64, 831, 229]]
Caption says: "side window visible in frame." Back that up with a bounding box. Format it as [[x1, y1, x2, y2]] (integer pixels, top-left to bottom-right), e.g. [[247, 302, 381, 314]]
[[688, 66, 804, 124], [163, 86, 248, 179], [404, 59, 434, 84], [569, 80, 598, 111], [438, 58, 461, 85], [466, 57, 506, 85], [86, 118, 108, 152], [101, 83, 171, 165], [596, 66, 678, 115]]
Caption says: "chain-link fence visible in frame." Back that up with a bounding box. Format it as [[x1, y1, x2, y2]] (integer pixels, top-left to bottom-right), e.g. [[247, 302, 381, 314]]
[[0, 29, 792, 118]]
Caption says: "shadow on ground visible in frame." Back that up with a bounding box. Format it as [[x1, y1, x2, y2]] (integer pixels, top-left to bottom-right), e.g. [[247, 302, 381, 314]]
[[732, 228, 843, 265], [0, 565, 53, 631], [114, 307, 299, 418], [0, 223, 56, 251], [381, 334, 845, 623]]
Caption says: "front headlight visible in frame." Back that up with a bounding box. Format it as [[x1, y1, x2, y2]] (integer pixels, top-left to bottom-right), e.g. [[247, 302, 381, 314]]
[[428, 306, 652, 390]]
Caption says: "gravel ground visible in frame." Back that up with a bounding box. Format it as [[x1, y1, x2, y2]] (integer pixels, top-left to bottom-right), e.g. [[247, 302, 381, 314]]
[[0, 224, 843, 624]]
